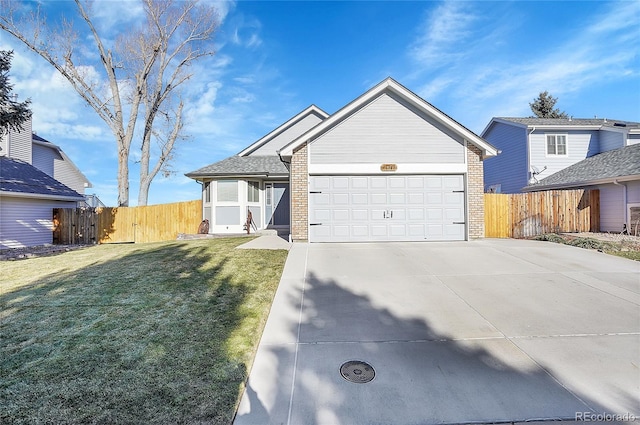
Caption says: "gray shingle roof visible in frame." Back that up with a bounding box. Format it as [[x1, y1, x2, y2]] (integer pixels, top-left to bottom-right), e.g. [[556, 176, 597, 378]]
[[498, 117, 640, 128], [0, 156, 85, 199], [525, 144, 640, 191], [185, 155, 289, 178]]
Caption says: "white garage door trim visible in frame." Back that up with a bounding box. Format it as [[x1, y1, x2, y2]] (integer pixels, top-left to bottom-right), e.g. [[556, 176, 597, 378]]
[[309, 175, 466, 242]]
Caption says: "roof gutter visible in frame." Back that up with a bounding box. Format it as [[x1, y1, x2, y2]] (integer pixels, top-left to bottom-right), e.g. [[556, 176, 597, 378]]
[[0, 191, 85, 202]]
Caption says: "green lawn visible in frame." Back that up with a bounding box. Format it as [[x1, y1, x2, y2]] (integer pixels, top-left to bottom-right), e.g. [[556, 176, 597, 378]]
[[0, 238, 288, 424]]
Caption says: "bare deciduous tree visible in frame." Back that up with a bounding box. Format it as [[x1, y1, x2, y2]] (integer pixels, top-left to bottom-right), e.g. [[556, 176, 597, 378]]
[[0, 0, 218, 206]]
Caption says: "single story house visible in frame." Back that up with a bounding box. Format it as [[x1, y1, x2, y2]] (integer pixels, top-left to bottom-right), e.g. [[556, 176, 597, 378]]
[[186, 77, 498, 242], [524, 143, 640, 234]]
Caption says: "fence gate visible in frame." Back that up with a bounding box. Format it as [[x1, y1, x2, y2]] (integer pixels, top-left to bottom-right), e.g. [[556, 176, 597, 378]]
[[53, 208, 98, 245]]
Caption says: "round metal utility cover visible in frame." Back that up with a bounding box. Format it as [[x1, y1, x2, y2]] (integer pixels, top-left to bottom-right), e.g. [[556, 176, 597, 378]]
[[340, 360, 375, 383]]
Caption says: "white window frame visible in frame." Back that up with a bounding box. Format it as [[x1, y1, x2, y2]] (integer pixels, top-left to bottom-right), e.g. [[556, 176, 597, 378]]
[[217, 180, 238, 202], [247, 181, 260, 203], [546, 134, 568, 156], [203, 181, 211, 203]]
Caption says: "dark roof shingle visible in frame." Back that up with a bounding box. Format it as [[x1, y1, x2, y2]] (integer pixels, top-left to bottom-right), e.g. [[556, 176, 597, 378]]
[[525, 144, 640, 190], [0, 156, 84, 199], [498, 117, 640, 128], [185, 155, 289, 178]]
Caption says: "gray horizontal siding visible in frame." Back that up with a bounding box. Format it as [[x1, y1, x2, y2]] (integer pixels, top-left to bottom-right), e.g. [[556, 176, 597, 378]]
[[598, 184, 624, 232], [599, 130, 623, 152], [54, 157, 87, 195], [0, 197, 77, 248], [249, 112, 325, 156], [628, 134, 640, 146], [309, 93, 464, 164], [529, 130, 599, 182], [8, 126, 32, 163], [482, 122, 528, 193], [32, 144, 58, 177]]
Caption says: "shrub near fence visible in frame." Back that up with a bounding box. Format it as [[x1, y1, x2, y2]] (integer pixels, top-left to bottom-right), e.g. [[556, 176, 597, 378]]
[[484, 189, 599, 238], [54, 200, 203, 244]]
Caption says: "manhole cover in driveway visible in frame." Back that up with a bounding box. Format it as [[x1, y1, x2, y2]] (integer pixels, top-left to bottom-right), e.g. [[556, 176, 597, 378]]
[[340, 360, 375, 383]]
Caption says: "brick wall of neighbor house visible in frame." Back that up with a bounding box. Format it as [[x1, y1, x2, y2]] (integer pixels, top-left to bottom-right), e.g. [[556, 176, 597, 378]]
[[291, 143, 309, 241], [467, 143, 485, 238]]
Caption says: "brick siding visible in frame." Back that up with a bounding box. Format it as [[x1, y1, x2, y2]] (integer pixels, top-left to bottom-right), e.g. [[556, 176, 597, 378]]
[[467, 143, 485, 239], [290, 143, 308, 241]]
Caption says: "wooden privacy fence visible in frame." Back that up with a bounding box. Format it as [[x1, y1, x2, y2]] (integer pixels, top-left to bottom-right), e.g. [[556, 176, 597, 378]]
[[484, 189, 599, 238], [54, 200, 203, 244]]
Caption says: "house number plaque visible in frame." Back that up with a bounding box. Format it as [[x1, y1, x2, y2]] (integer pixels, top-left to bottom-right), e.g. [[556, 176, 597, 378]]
[[380, 163, 397, 172]]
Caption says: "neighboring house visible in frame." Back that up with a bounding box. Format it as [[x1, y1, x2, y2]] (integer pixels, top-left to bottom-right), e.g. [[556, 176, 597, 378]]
[[0, 116, 92, 248], [523, 143, 640, 234], [187, 77, 498, 242], [481, 117, 640, 194]]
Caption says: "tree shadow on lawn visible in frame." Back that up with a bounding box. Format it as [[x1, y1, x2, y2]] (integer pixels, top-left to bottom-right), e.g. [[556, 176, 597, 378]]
[[236, 270, 639, 425], [0, 239, 287, 424]]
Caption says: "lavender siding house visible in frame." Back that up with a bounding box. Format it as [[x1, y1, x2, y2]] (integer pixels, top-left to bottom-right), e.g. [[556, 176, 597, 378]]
[[0, 116, 91, 248], [482, 117, 640, 233]]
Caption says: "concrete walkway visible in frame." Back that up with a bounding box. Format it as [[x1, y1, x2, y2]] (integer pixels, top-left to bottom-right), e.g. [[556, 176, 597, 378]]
[[234, 239, 640, 425], [236, 230, 292, 251]]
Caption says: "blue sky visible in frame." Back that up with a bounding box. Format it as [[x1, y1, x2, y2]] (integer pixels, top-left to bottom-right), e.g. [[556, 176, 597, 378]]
[[1, 0, 639, 206]]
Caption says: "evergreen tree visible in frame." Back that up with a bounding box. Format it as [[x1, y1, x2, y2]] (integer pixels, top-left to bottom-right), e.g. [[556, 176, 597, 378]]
[[0, 50, 31, 135], [529, 91, 568, 118]]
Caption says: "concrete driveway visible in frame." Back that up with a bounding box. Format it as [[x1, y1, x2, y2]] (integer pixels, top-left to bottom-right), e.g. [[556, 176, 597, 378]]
[[234, 239, 640, 425]]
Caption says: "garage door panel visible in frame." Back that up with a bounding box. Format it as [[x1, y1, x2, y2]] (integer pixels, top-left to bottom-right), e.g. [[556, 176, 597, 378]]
[[371, 177, 387, 188], [352, 177, 368, 189], [352, 209, 368, 220], [351, 193, 368, 204], [389, 225, 407, 236], [408, 209, 425, 220], [371, 225, 388, 237], [426, 193, 443, 203], [313, 209, 331, 221], [389, 193, 406, 204], [333, 177, 349, 189], [371, 193, 387, 204], [333, 209, 349, 221], [309, 175, 465, 242], [408, 224, 426, 237], [313, 177, 331, 190], [352, 226, 369, 237]]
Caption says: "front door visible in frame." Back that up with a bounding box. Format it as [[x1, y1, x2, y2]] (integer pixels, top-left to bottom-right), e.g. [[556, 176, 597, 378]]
[[265, 183, 290, 227]]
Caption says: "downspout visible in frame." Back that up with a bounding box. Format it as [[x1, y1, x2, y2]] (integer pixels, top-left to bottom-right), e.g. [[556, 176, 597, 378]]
[[527, 126, 536, 184], [613, 179, 628, 233]]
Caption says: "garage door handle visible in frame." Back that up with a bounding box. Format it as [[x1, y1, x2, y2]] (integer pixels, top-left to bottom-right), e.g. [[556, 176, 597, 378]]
[[309, 191, 322, 194], [453, 221, 466, 224], [452, 190, 465, 193], [310, 223, 323, 226]]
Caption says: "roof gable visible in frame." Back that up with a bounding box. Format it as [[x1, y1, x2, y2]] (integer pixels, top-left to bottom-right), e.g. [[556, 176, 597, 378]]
[[0, 156, 85, 200], [238, 105, 329, 156], [279, 77, 497, 158]]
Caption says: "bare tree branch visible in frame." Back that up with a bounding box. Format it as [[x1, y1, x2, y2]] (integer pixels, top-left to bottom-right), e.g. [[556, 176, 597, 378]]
[[0, 0, 218, 206]]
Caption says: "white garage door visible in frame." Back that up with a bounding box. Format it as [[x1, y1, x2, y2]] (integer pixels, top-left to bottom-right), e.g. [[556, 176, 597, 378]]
[[309, 175, 466, 242]]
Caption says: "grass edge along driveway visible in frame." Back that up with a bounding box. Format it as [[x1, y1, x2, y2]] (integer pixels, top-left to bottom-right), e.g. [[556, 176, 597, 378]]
[[1, 238, 288, 424]]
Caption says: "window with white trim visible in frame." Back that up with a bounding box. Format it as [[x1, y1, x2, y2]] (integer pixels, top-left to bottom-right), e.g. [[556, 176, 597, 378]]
[[247, 181, 259, 202], [217, 180, 238, 202], [546, 134, 567, 155], [204, 182, 211, 203]]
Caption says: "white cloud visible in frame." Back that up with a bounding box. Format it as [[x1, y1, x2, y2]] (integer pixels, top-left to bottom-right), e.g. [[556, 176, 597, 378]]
[[410, 2, 478, 66], [407, 1, 640, 130]]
